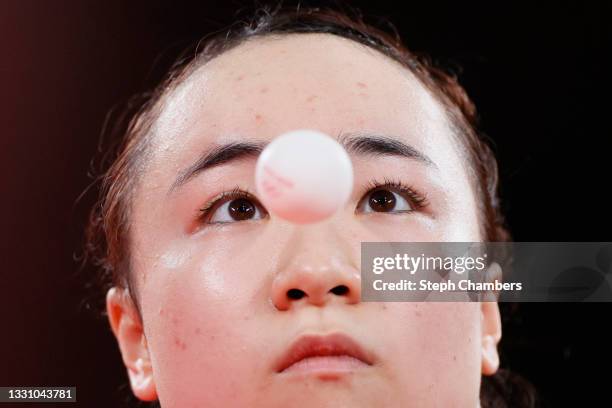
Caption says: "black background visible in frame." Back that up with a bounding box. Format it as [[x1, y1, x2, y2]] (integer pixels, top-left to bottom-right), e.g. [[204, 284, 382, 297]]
[[1, 0, 610, 407]]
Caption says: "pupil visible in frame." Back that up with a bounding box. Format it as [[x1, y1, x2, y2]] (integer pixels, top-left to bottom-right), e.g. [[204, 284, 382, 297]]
[[228, 198, 255, 220], [369, 189, 396, 212]]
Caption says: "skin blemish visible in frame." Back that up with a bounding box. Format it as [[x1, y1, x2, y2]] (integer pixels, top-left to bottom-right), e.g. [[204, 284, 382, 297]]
[[259, 86, 268, 94], [195, 328, 201, 335], [414, 303, 422, 317], [255, 113, 263, 122], [356, 81, 367, 88], [235, 75, 244, 81], [306, 94, 318, 102], [174, 337, 187, 351], [358, 92, 369, 98]]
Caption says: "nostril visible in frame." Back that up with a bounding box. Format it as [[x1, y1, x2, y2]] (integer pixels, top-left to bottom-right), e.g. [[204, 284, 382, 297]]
[[330, 285, 349, 296], [287, 288, 306, 300]]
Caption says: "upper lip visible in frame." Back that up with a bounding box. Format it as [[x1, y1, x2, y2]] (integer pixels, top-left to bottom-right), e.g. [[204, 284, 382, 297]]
[[275, 332, 375, 373]]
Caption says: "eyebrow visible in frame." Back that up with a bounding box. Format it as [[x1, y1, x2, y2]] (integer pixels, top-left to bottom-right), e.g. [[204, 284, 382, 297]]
[[168, 132, 437, 194]]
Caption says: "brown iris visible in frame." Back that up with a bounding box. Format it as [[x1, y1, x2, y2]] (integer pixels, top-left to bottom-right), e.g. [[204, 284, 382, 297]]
[[368, 189, 396, 212], [228, 198, 256, 221]]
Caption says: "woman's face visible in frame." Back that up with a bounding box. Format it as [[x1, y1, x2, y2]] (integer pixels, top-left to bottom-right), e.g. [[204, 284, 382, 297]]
[[107, 34, 501, 407]]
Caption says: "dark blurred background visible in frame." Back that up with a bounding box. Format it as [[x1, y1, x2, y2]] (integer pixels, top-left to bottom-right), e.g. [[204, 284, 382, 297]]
[[1, 0, 610, 406]]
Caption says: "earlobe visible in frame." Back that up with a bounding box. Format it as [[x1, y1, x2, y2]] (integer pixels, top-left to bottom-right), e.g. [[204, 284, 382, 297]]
[[106, 287, 158, 401], [481, 328, 500, 375], [480, 282, 502, 376]]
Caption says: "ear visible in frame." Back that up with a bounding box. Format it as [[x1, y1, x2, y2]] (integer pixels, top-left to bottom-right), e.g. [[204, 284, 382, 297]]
[[106, 287, 157, 401], [480, 262, 502, 376]]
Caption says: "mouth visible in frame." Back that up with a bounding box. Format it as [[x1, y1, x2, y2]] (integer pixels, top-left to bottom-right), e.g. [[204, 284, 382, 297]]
[[275, 332, 375, 377]]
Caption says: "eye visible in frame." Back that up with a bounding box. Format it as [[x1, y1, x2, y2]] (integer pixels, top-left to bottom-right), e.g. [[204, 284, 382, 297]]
[[356, 179, 428, 214], [199, 188, 268, 225]]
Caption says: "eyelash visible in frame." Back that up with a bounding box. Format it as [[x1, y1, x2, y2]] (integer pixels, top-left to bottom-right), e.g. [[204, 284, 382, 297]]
[[197, 186, 259, 224], [197, 178, 429, 224], [359, 177, 429, 212]]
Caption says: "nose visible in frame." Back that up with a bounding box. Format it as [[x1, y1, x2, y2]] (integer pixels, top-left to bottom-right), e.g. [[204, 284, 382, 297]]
[[270, 222, 361, 311]]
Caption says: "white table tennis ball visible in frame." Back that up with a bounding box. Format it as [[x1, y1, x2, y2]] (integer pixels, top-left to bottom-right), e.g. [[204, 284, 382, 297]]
[[255, 129, 353, 224]]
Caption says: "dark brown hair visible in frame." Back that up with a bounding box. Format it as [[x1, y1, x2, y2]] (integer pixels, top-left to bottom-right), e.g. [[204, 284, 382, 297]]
[[85, 3, 532, 407]]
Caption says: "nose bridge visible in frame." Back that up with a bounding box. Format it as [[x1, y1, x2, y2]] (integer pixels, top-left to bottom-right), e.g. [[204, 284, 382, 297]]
[[271, 218, 361, 310], [289, 221, 346, 265]]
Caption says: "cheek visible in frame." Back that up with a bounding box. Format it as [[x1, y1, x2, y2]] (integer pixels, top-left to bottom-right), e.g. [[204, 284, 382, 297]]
[[358, 214, 478, 243], [376, 302, 482, 403], [136, 233, 273, 406]]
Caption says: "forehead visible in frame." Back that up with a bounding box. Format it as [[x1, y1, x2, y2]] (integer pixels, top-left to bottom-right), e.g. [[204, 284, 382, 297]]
[[143, 33, 465, 193]]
